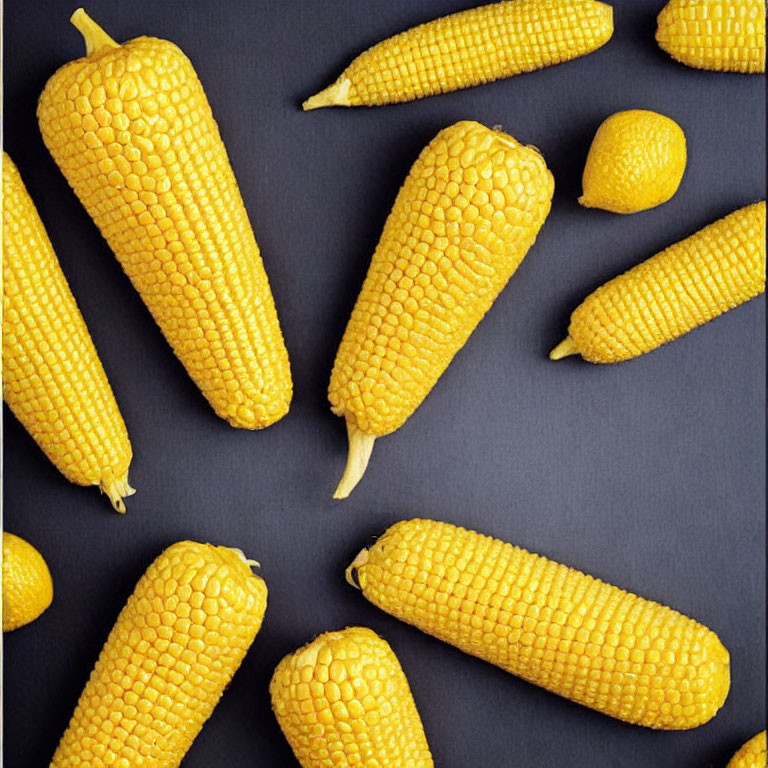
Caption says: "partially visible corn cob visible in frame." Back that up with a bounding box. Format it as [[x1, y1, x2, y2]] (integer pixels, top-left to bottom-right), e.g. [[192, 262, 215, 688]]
[[347, 518, 730, 729], [304, 0, 614, 109], [328, 121, 554, 498], [270, 627, 433, 768], [2, 531, 54, 632], [50, 541, 267, 768], [656, 0, 766, 74], [727, 732, 767, 768], [550, 202, 766, 363], [2, 152, 133, 512], [38, 9, 292, 429]]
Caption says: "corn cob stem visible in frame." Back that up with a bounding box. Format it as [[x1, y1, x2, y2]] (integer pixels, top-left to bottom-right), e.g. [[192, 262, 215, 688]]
[[303, 79, 352, 111], [333, 421, 376, 499], [549, 337, 579, 360], [70, 7, 119, 55]]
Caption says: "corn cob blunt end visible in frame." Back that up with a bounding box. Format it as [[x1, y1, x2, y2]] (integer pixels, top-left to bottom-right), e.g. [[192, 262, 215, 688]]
[[333, 421, 376, 499]]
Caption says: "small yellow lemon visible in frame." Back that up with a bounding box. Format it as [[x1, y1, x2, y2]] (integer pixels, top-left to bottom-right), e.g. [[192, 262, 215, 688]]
[[579, 110, 687, 214], [2, 531, 53, 631]]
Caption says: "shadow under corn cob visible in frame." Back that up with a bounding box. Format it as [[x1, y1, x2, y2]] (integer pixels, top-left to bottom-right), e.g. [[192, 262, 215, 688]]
[[38, 9, 291, 429], [347, 518, 731, 730], [2, 153, 133, 512]]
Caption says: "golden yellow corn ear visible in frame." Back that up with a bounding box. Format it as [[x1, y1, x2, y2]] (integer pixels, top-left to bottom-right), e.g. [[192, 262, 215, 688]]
[[656, 0, 766, 73], [38, 9, 292, 429], [304, 0, 614, 108], [328, 121, 554, 498], [347, 518, 730, 729], [550, 202, 766, 363], [2, 531, 54, 632], [270, 627, 433, 768], [727, 732, 767, 768], [2, 153, 133, 511], [51, 541, 267, 768]]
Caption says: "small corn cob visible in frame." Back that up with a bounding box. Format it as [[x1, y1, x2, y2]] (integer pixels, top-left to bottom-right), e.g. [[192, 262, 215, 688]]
[[270, 627, 433, 768], [2, 152, 133, 511], [328, 121, 554, 498], [550, 202, 766, 364], [347, 518, 730, 729], [51, 541, 267, 768], [304, 0, 614, 109], [656, 0, 766, 74], [38, 10, 292, 429], [2, 531, 54, 632], [727, 732, 767, 768]]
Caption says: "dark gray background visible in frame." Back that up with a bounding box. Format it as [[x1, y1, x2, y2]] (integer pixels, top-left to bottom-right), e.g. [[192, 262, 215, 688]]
[[2, 1, 765, 766]]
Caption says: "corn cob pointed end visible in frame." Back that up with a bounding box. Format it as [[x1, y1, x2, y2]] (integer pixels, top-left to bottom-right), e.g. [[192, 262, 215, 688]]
[[333, 420, 375, 499], [303, 79, 352, 111], [344, 548, 369, 589], [70, 9, 120, 56], [101, 476, 135, 513], [549, 337, 580, 361]]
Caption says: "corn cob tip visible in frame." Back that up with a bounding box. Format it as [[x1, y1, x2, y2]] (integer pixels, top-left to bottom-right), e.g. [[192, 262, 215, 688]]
[[345, 548, 369, 588], [101, 476, 135, 513], [333, 420, 376, 499], [549, 337, 580, 360], [303, 78, 352, 110], [70, 9, 120, 56]]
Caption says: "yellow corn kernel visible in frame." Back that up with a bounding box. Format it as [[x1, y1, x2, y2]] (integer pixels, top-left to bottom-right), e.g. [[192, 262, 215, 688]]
[[347, 518, 730, 730], [550, 202, 766, 363], [328, 121, 554, 498], [270, 627, 433, 768], [304, 0, 614, 108], [656, 0, 766, 73], [2, 531, 54, 632], [2, 152, 133, 511], [38, 9, 292, 429], [50, 541, 267, 767], [727, 732, 767, 768]]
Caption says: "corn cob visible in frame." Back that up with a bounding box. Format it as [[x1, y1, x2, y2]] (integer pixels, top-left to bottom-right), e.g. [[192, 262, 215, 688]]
[[347, 518, 730, 729], [2, 152, 133, 512], [270, 627, 433, 768], [38, 9, 292, 429], [656, 0, 766, 74], [727, 732, 767, 768], [304, 0, 614, 109], [550, 201, 766, 364], [2, 531, 54, 632], [328, 121, 554, 498], [51, 540, 267, 768]]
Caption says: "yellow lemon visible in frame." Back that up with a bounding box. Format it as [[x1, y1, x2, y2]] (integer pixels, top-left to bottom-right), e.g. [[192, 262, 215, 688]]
[[2, 531, 53, 631], [579, 110, 687, 214]]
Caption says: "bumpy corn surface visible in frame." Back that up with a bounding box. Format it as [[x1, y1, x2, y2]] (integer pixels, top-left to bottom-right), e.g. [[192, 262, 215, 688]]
[[329, 121, 553, 438], [51, 541, 267, 768], [2, 531, 54, 632], [304, 0, 613, 108], [727, 732, 768, 768], [656, 0, 766, 73], [38, 12, 292, 429], [580, 110, 687, 214], [270, 627, 433, 768], [557, 202, 766, 363], [349, 519, 730, 729], [2, 153, 133, 511]]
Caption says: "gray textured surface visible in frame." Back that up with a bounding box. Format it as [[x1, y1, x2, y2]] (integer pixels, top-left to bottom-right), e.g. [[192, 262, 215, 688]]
[[2, 1, 765, 766]]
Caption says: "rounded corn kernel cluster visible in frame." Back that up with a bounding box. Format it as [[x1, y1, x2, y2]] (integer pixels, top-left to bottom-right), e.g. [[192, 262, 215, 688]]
[[304, 0, 614, 108], [2, 531, 54, 632], [37, 12, 292, 429], [348, 519, 731, 729], [727, 731, 767, 768], [270, 627, 433, 768], [51, 541, 267, 768], [329, 121, 554, 439], [553, 202, 766, 363], [656, 0, 766, 74], [2, 153, 133, 511], [580, 110, 687, 214]]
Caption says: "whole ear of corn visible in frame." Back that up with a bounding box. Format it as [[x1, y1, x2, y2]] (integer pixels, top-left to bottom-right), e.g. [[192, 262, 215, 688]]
[[328, 121, 554, 498], [2, 152, 133, 512], [38, 9, 292, 429], [2, 531, 54, 632], [727, 731, 767, 768], [656, 0, 766, 74], [270, 626, 433, 768], [50, 541, 267, 768], [304, 0, 614, 109], [347, 518, 730, 730], [550, 202, 766, 363]]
